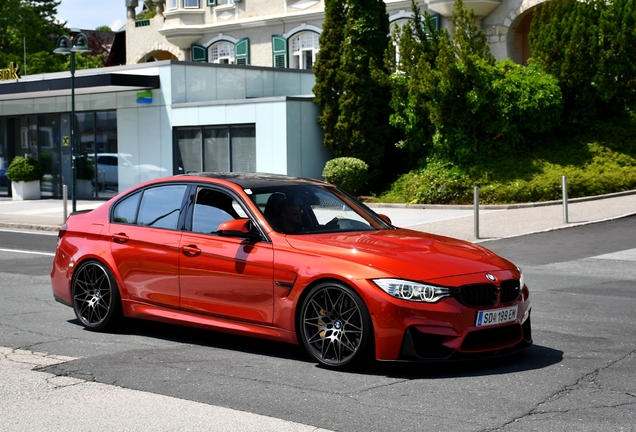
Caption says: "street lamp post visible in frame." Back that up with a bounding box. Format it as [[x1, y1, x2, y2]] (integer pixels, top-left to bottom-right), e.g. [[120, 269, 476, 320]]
[[54, 31, 90, 212]]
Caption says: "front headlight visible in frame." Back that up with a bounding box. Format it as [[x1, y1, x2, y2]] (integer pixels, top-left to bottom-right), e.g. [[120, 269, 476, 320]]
[[372, 278, 450, 303], [517, 267, 525, 289]]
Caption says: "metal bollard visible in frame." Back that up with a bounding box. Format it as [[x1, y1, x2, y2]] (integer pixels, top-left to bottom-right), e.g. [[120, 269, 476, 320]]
[[474, 186, 480, 239], [63, 185, 68, 222], [562, 176, 568, 223]]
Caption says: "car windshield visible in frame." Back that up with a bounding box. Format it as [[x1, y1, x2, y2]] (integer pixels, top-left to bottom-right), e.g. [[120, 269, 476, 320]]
[[246, 184, 392, 234]]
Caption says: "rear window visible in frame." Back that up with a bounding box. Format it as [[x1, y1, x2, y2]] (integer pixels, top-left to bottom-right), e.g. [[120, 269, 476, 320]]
[[112, 185, 188, 229]]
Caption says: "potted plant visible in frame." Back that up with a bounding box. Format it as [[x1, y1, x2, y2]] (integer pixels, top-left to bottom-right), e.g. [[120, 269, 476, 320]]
[[6, 156, 44, 200], [75, 156, 95, 197]]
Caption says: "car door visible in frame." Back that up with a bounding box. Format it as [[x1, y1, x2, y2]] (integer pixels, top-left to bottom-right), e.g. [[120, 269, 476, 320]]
[[110, 184, 188, 309], [179, 186, 275, 324]]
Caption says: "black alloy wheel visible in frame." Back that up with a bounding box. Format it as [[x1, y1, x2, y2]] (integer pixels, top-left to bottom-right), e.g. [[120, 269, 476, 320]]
[[72, 260, 121, 331], [300, 282, 373, 368]]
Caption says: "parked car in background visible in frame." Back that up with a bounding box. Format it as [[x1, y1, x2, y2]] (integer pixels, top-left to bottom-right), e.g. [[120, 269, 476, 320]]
[[93, 153, 168, 189], [51, 173, 532, 369]]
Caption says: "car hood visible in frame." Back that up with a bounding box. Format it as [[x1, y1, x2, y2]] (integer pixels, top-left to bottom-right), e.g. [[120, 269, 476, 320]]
[[284, 229, 515, 281]]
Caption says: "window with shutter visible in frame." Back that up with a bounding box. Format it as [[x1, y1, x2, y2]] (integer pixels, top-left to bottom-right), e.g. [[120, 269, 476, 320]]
[[191, 44, 208, 62], [272, 35, 287, 68], [209, 41, 234, 63], [234, 38, 249, 65]]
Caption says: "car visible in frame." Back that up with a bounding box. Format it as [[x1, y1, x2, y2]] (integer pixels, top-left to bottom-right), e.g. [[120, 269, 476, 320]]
[[92, 153, 168, 189], [51, 173, 532, 369]]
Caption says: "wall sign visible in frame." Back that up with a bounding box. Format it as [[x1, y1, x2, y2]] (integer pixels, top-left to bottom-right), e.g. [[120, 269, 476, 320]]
[[0, 62, 20, 81]]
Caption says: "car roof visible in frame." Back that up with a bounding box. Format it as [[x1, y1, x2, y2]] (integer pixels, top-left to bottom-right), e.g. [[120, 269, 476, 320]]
[[184, 172, 329, 189]]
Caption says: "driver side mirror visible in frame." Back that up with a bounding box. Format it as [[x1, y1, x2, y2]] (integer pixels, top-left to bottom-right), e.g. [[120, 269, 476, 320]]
[[218, 218, 261, 241], [377, 214, 392, 225]]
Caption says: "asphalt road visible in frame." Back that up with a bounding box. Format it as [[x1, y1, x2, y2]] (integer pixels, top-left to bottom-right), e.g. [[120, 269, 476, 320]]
[[0, 218, 635, 431]]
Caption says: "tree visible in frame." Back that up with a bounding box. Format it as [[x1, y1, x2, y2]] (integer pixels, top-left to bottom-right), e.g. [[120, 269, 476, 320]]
[[313, 0, 393, 180], [529, 0, 636, 125], [0, 0, 66, 75], [313, 0, 347, 158], [389, 0, 562, 167]]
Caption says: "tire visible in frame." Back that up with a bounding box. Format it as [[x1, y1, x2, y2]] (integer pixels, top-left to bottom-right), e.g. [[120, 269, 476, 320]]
[[72, 260, 122, 331], [300, 281, 373, 368]]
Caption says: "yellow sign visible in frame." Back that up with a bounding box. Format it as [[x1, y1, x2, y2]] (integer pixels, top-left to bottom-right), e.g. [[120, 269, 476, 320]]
[[0, 62, 20, 81], [63, 136, 70, 147]]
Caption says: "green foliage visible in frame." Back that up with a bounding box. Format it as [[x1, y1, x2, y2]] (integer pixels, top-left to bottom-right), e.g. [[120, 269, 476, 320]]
[[313, 0, 347, 159], [0, 0, 66, 75], [377, 116, 636, 204], [6, 156, 45, 182], [323, 157, 369, 195], [137, 0, 158, 20], [486, 60, 563, 149], [76, 157, 95, 180], [389, 0, 563, 168], [313, 0, 394, 178], [529, 0, 636, 126], [379, 159, 473, 204]]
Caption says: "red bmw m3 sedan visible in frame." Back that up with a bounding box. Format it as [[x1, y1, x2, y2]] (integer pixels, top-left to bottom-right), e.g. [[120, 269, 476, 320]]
[[51, 173, 532, 369]]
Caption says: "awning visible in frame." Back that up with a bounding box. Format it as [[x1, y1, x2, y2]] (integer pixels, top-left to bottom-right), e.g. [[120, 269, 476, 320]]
[[0, 73, 160, 101]]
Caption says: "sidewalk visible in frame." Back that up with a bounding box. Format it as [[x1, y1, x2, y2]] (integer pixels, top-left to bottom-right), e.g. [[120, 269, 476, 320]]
[[1, 190, 635, 242]]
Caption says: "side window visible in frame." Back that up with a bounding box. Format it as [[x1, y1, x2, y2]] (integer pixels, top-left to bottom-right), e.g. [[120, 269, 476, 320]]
[[113, 191, 141, 224], [191, 188, 248, 234], [137, 185, 188, 229]]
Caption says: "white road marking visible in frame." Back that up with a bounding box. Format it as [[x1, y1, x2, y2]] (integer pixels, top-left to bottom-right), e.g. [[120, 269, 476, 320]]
[[0, 228, 58, 236], [590, 248, 636, 262], [0, 248, 55, 257]]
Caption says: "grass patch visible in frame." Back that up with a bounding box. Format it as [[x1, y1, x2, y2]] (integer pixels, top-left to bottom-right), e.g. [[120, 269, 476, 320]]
[[375, 117, 636, 204]]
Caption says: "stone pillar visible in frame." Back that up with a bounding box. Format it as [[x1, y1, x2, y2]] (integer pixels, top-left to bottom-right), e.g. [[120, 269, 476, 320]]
[[126, 0, 139, 20], [154, 0, 165, 16]]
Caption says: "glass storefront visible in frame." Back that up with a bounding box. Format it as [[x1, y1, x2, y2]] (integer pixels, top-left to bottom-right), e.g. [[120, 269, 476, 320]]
[[0, 110, 117, 199]]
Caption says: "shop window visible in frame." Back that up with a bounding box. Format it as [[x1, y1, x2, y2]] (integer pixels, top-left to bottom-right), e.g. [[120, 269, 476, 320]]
[[175, 125, 255, 174]]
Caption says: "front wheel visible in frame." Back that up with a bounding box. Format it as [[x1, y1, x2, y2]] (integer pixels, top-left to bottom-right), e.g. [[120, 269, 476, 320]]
[[300, 282, 373, 368], [72, 260, 122, 331]]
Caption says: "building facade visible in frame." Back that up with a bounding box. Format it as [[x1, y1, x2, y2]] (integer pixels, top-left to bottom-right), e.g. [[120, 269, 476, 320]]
[[0, 62, 326, 199], [126, 0, 547, 68]]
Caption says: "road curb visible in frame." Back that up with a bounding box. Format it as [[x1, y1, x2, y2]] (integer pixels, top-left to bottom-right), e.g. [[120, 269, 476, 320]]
[[366, 189, 636, 210], [0, 222, 61, 232]]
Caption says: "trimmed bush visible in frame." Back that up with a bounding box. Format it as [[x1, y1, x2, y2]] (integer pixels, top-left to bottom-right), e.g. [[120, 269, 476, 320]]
[[76, 156, 95, 180], [322, 157, 369, 195], [6, 156, 45, 183]]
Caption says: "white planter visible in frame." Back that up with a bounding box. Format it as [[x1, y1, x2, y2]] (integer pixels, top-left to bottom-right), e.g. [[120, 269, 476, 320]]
[[76, 179, 93, 198], [11, 180, 41, 200]]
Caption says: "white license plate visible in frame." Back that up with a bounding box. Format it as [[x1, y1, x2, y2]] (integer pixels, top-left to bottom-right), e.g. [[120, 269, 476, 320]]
[[476, 305, 518, 327]]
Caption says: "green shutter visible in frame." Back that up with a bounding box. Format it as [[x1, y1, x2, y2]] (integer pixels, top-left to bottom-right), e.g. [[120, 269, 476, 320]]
[[430, 14, 440, 31], [207, 0, 217, 6], [235, 38, 250, 65], [272, 35, 287, 68], [191, 44, 208, 62]]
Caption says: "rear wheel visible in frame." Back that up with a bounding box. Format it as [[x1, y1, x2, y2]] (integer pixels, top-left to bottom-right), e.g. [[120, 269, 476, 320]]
[[300, 282, 373, 369], [72, 260, 121, 331]]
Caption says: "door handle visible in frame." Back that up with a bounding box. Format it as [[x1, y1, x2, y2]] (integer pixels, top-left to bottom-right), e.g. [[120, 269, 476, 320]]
[[112, 233, 129, 244], [182, 244, 201, 257]]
